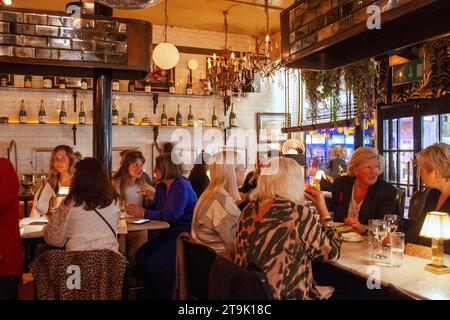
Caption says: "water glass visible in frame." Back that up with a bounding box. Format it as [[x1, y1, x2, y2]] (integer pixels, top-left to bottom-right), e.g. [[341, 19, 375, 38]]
[[370, 219, 387, 259], [383, 214, 401, 250], [389, 232, 405, 267]]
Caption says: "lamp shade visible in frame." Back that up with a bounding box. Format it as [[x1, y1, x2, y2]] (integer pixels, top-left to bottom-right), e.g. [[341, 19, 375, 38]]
[[419, 211, 450, 239], [153, 42, 179, 70]]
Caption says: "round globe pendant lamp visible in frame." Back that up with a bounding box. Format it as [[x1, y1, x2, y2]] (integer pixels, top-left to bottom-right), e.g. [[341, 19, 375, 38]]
[[153, 0, 179, 70]]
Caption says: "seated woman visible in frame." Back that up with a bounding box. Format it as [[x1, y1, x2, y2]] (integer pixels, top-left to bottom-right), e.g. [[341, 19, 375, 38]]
[[30, 145, 77, 217], [112, 151, 155, 266], [234, 157, 341, 300], [126, 154, 197, 300], [327, 145, 348, 180], [192, 150, 245, 261], [44, 158, 121, 252], [332, 147, 397, 233], [406, 143, 450, 253], [188, 151, 210, 198]]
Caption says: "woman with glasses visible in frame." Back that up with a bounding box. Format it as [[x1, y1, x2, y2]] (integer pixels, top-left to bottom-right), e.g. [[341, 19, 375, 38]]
[[331, 147, 397, 234], [30, 145, 77, 217]]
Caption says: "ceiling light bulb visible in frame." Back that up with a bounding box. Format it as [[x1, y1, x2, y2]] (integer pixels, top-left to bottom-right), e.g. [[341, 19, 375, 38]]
[[231, 52, 235, 59], [265, 34, 270, 43], [3, 0, 13, 5]]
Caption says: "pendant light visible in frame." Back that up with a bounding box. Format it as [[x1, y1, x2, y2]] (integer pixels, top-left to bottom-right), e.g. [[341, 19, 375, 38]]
[[153, 0, 179, 70], [95, 0, 161, 9]]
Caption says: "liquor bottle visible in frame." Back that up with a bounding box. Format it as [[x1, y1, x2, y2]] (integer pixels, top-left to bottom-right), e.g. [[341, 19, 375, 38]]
[[212, 105, 218, 127], [81, 79, 88, 90], [128, 80, 135, 92], [78, 101, 86, 124], [24, 75, 32, 88], [112, 99, 119, 125], [43, 77, 53, 89], [186, 73, 193, 95], [128, 103, 135, 125], [38, 100, 46, 124], [19, 99, 27, 124], [59, 101, 67, 124], [229, 103, 236, 127], [168, 117, 175, 126], [169, 82, 175, 94], [176, 104, 183, 126], [187, 105, 194, 127], [161, 104, 167, 126], [0, 74, 7, 87], [112, 80, 120, 91], [58, 78, 66, 89], [144, 80, 151, 93]]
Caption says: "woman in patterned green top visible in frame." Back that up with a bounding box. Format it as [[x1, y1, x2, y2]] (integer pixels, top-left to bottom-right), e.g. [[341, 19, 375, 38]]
[[234, 156, 342, 300]]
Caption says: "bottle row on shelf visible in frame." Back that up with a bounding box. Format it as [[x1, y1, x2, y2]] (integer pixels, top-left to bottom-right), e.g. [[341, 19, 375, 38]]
[[10, 98, 237, 128]]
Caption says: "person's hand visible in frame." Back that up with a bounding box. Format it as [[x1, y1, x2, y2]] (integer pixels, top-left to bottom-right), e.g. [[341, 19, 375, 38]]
[[304, 187, 329, 220], [344, 216, 367, 234], [138, 182, 156, 200], [125, 203, 145, 218]]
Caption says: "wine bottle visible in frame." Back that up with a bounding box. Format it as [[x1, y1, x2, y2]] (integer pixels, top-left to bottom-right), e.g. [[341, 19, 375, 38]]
[[128, 102, 135, 125], [38, 99, 46, 124], [176, 104, 183, 126], [161, 104, 167, 126], [229, 103, 236, 127], [112, 98, 119, 125], [128, 80, 135, 92], [19, 99, 27, 124], [59, 101, 67, 124], [144, 80, 151, 93], [187, 105, 194, 126], [24, 75, 32, 88], [186, 73, 193, 95], [78, 101, 86, 124], [169, 82, 175, 94], [212, 105, 218, 127]]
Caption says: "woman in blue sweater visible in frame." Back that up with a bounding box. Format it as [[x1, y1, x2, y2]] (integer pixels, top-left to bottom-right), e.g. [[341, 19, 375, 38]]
[[126, 154, 197, 299]]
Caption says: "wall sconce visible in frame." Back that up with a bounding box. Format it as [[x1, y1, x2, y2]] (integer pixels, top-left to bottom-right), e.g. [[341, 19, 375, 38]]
[[419, 211, 450, 274]]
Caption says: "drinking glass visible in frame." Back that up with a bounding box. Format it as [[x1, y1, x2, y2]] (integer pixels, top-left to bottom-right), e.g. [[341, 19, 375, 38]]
[[383, 214, 401, 251], [389, 232, 405, 267], [371, 219, 387, 259]]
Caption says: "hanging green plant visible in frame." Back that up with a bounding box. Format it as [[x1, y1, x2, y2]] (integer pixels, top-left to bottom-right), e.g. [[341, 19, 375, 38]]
[[301, 70, 320, 123]]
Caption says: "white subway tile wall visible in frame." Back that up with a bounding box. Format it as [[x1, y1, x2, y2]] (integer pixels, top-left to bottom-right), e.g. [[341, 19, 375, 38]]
[[0, 25, 284, 175]]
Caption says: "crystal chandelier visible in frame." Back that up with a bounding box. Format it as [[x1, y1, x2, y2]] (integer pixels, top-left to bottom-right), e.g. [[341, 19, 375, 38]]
[[206, 11, 253, 97], [95, 0, 161, 9], [248, 0, 281, 83]]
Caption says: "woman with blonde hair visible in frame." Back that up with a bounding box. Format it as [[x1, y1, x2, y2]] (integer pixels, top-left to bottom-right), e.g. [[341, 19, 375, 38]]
[[234, 156, 341, 300], [406, 143, 450, 253], [192, 150, 245, 260], [30, 145, 77, 217], [331, 147, 397, 233]]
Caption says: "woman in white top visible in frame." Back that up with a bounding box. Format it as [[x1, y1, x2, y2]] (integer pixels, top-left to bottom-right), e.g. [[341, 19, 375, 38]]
[[112, 151, 155, 265], [44, 158, 121, 252], [30, 145, 77, 217], [191, 150, 245, 260]]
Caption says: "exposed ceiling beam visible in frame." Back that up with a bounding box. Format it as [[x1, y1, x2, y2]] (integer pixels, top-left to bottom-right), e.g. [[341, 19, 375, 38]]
[[224, 0, 285, 11]]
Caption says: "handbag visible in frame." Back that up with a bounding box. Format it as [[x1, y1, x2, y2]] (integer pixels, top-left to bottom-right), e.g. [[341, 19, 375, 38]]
[[93, 208, 117, 239]]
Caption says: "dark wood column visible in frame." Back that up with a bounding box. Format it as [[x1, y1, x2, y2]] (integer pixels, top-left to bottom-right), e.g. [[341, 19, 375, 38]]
[[93, 69, 113, 173]]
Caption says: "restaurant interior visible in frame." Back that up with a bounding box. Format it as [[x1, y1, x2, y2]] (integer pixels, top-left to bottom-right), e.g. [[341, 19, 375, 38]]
[[0, 0, 449, 302]]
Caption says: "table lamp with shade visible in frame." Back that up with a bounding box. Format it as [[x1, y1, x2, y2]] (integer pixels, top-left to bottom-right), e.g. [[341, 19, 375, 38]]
[[419, 211, 450, 274]]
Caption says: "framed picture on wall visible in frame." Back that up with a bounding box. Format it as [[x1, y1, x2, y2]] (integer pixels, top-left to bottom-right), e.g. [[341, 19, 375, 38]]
[[142, 63, 175, 92], [256, 112, 290, 144]]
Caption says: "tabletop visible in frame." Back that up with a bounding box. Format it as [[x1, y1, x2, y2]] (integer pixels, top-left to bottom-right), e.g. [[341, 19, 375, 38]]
[[334, 237, 450, 300]]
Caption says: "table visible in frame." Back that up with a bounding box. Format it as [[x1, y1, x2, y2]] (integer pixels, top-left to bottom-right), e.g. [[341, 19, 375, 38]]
[[315, 237, 450, 300]]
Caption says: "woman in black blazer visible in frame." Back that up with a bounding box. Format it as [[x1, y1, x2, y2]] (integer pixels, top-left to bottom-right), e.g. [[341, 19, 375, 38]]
[[331, 147, 397, 233]]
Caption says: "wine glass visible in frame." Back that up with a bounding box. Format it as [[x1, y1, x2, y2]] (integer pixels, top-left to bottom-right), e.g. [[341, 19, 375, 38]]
[[383, 214, 401, 250], [371, 219, 387, 259]]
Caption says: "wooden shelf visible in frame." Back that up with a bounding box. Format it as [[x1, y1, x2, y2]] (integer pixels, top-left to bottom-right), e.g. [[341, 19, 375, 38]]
[[0, 122, 235, 129]]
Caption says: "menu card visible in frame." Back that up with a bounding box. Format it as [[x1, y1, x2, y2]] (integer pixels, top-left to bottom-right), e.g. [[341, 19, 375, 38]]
[[36, 182, 56, 214]]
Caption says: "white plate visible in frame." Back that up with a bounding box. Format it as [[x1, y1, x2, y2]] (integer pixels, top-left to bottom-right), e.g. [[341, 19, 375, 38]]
[[341, 232, 363, 242]]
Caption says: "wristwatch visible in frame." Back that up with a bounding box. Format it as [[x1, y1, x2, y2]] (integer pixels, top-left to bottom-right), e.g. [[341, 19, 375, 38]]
[[322, 216, 333, 228]]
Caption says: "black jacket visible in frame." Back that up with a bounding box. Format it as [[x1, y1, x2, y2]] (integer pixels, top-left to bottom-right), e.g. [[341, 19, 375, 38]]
[[331, 175, 397, 225]]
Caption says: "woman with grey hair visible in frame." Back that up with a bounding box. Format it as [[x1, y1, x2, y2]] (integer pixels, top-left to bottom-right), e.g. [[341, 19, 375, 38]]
[[406, 143, 450, 253], [331, 147, 397, 233]]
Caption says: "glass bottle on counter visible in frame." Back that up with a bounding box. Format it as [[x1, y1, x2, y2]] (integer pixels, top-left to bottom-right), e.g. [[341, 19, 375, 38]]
[[0, 74, 7, 87], [112, 99, 119, 125], [81, 79, 88, 90], [24, 75, 32, 88], [161, 104, 167, 126], [128, 103, 135, 125], [144, 80, 152, 93], [78, 102, 86, 124], [43, 77, 53, 89], [128, 80, 135, 92], [176, 104, 183, 126], [186, 73, 193, 95], [169, 82, 175, 94], [58, 78, 66, 89], [168, 117, 175, 126], [187, 105, 194, 127], [38, 100, 46, 124], [59, 101, 67, 124], [229, 103, 236, 127], [112, 80, 120, 92], [212, 105, 218, 127], [19, 99, 27, 124]]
